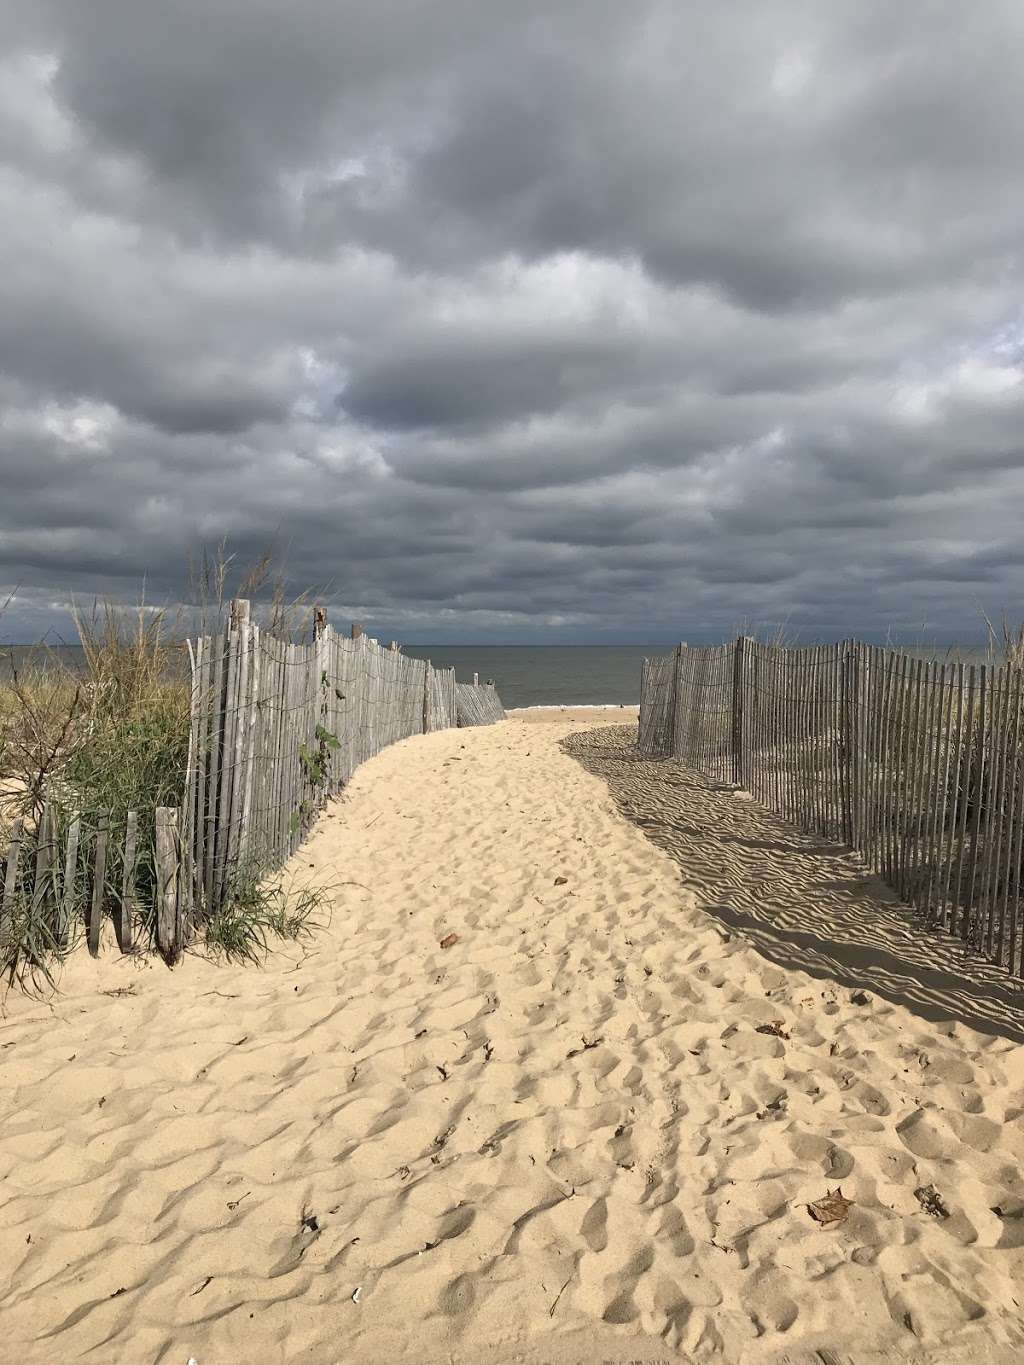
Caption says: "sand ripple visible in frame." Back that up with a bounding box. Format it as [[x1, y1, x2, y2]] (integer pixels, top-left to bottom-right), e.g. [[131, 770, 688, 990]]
[[1, 718, 1023, 1363]]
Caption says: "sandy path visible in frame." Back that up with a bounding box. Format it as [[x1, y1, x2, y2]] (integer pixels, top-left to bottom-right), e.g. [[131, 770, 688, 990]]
[[1, 718, 1023, 1364]]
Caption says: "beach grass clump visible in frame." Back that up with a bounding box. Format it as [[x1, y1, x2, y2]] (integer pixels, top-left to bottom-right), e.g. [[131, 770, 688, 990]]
[[2, 600, 191, 960], [63, 600, 191, 819], [0, 888, 74, 991], [982, 612, 1024, 670], [1, 601, 191, 824], [203, 862, 329, 964]]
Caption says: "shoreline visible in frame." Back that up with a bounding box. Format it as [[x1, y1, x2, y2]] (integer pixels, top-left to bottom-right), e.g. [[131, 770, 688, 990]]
[[506, 702, 639, 710], [505, 703, 639, 724]]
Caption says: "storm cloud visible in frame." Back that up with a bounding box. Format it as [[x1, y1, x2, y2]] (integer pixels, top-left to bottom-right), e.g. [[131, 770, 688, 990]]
[[2, 0, 1023, 643]]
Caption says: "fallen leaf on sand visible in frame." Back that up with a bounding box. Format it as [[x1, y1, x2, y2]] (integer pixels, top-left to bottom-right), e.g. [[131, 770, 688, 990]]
[[914, 1184, 950, 1219], [440, 933, 459, 950], [756, 1020, 790, 1039], [807, 1188, 854, 1225], [554, 876, 569, 886]]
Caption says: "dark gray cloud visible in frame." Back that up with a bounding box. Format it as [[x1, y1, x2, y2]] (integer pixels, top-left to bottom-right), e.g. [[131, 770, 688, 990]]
[[1, 0, 1023, 645]]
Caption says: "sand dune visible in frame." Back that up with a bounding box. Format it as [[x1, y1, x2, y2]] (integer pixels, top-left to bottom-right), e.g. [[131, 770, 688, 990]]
[[1, 718, 1023, 1363]]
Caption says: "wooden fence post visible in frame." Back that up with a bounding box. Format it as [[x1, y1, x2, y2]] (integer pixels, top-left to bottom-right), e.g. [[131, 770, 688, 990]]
[[423, 660, 432, 733], [88, 811, 109, 957], [351, 622, 363, 640], [155, 806, 181, 965], [1, 817, 25, 954], [118, 811, 138, 954], [184, 636, 202, 931], [32, 798, 56, 931], [732, 637, 750, 787], [842, 642, 859, 848], [670, 642, 687, 758], [59, 814, 80, 948]]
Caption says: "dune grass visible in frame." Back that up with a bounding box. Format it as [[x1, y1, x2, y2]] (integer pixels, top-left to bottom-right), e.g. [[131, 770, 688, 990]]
[[1, 554, 331, 983]]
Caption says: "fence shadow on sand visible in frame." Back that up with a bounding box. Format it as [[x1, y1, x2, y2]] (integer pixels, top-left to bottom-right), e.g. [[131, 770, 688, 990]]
[[564, 725, 1024, 1045]]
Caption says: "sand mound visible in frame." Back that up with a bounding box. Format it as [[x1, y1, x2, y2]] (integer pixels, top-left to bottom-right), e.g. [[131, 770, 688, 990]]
[[1, 718, 1022, 1363]]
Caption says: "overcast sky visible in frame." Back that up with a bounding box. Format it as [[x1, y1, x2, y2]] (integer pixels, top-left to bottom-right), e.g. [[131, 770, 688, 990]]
[[2, 2, 1023, 644]]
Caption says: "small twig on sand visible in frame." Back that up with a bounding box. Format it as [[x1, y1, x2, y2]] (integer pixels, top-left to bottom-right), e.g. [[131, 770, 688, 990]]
[[549, 1273, 574, 1317], [566, 1036, 603, 1059]]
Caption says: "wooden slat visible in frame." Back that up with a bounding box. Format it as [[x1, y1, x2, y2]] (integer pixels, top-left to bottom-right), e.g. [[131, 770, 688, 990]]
[[863, 647, 880, 872], [811, 646, 824, 834], [941, 663, 968, 933], [213, 614, 240, 911], [118, 811, 138, 954], [88, 811, 109, 957], [731, 636, 744, 787], [929, 660, 956, 928], [180, 637, 201, 940], [881, 650, 899, 886], [224, 601, 252, 886], [191, 636, 211, 926], [238, 620, 262, 864], [796, 648, 811, 832], [921, 661, 948, 921], [1, 817, 25, 955], [904, 657, 927, 903], [997, 666, 1023, 967], [155, 806, 180, 964], [60, 814, 80, 948], [1004, 668, 1024, 975], [842, 643, 857, 847], [269, 635, 288, 863], [964, 664, 988, 944], [981, 665, 1009, 957], [203, 630, 225, 916], [748, 642, 762, 804], [895, 653, 916, 897], [32, 798, 56, 932], [771, 643, 784, 818]]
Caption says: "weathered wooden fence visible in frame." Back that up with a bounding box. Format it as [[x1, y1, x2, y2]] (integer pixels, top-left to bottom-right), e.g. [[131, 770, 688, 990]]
[[1, 604, 505, 968], [640, 637, 1024, 980], [455, 679, 504, 727]]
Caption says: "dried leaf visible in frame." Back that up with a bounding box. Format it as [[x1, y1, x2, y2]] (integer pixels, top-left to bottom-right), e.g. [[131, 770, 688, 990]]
[[807, 1187, 854, 1225], [439, 933, 459, 950], [554, 876, 569, 886], [914, 1184, 949, 1219], [756, 1020, 790, 1039]]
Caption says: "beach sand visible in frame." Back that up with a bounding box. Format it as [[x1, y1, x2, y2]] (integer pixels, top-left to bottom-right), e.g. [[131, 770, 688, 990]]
[[1, 717, 1023, 1364], [508, 705, 640, 725]]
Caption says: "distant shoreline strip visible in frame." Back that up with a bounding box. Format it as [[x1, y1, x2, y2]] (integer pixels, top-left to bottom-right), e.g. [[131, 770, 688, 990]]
[[506, 703, 639, 712]]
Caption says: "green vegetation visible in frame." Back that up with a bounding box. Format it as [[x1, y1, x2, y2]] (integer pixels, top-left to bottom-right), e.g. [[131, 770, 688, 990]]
[[1, 552, 333, 985], [204, 864, 330, 965]]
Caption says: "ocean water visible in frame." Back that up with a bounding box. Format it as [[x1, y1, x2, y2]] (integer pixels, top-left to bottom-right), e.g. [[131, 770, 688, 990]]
[[401, 646, 652, 709], [401, 641, 997, 709], [2, 641, 652, 709], [5, 640, 998, 711]]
